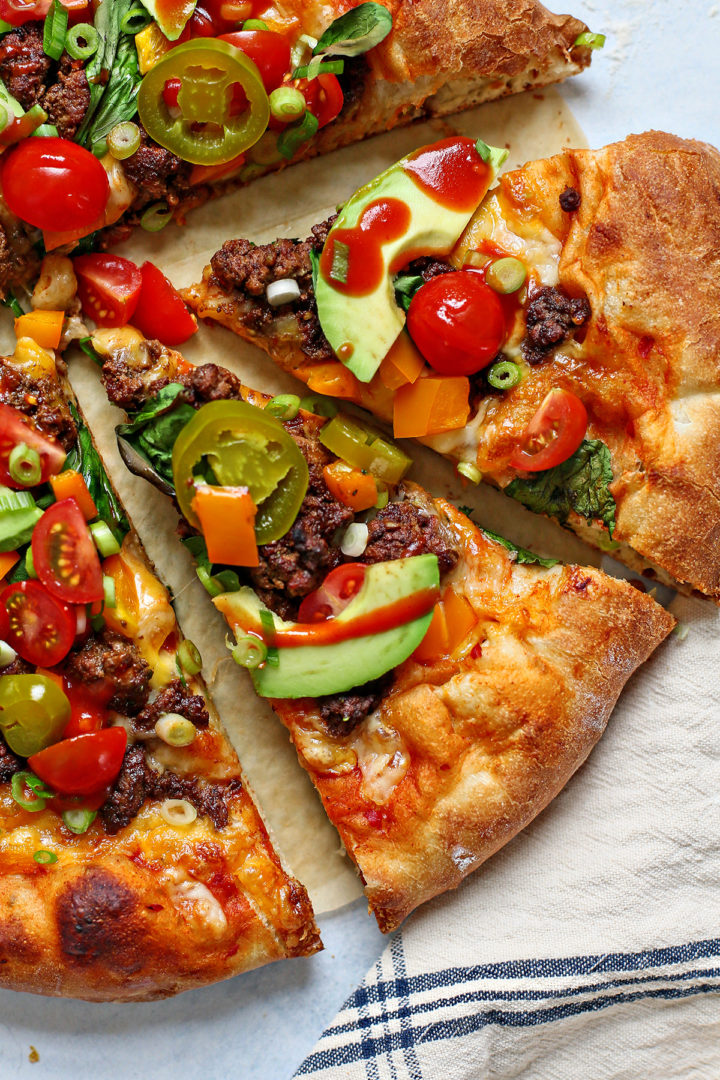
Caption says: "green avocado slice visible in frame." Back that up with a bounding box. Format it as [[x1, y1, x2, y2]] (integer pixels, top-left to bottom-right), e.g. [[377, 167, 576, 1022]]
[[315, 140, 505, 383], [215, 553, 440, 698]]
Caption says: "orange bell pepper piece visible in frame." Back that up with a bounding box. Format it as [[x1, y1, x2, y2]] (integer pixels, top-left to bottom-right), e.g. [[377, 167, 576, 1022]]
[[0, 551, 19, 582], [412, 601, 449, 663], [307, 362, 362, 399], [14, 310, 64, 350], [393, 376, 470, 438], [413, 587, 478, 664], [322, 461, 378, 511], [190, 485, 259, 567], [50, 470, 98, 521], [379, 332, 426, 391]]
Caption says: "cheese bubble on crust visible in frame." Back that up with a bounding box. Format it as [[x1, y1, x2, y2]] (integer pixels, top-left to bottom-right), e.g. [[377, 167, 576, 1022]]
[[165, 868, 228, 935]]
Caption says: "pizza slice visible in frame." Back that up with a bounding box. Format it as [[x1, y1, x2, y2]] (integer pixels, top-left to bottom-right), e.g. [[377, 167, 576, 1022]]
[[0, 0, 598, 298], [0, 332, 320, 1001], [183, 130, 720, 603], [89, 324, 674, 932]]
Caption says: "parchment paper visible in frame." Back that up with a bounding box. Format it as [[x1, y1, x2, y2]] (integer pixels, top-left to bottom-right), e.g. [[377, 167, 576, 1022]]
[[15, 89, 592, 914]]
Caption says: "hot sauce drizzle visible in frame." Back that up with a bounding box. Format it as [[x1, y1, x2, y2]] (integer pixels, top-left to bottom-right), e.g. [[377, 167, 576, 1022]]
[[402, 137, 492, 213], [320, 198, 411, 297]]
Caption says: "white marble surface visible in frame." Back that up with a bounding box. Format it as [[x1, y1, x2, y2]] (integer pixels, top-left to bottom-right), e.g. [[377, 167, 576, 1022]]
[[0, 2, 718, 1077]]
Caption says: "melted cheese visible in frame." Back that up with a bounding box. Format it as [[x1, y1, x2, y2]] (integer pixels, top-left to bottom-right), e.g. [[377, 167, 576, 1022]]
[[456, 192, 562, 287], [165, 868, 228, 935], [350, 715, 409, 806]]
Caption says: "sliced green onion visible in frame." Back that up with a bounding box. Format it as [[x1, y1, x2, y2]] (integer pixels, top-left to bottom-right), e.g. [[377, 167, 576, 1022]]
[[33, 849, 58, 864], [120, 5, 152, 33], [65, 21, 98, 60], [196, 566, 241, 597], [0, 641, 17, 667], [457, 462, 482, 484], [103, 575, 116, 609], [573, 31, 606, 49], [43, 0, 68, 62], [89, 521, 121, 557], [242, 18, 269, 30], [485, 257, 526, 295], [24, 546, 37, 579], [11, 771, 52, 812], [230, 633, 268, 670], [107, 120, 141, 161], [265, 394, 301, 421], [329, 240, 350, 284], [2, 292, 23, 318], [140, 203, 173, 233], [259, 610, 279, 667], [91, 137, 108, 158], [299, 394, 338, 418], [155, 713, 197, 747], [290, 33, 318, 69], [487, 360, 522, 390], [374, 485, 389, 510], [159, 798, 197, 827], [292, 57, 345, 80], [8, 443, 41, 487], [474, 138, 509, 172], [177, 639, 202, 676], [0, 19, 14, 31], [62, 809, 96, 835], [277, 110, 319, 160], [269, 86, 306, 123], [31, 123, 59, 138]]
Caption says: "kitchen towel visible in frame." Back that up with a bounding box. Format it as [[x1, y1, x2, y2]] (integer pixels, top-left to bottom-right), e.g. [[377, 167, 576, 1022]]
[[295, 589, 720, 1079]]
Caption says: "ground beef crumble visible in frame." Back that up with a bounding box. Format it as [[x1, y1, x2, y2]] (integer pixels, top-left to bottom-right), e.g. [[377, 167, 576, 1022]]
[[521, 285, 591, 365], [0, 359, 77, 450], [363, 501, 459, 576], [100, 745, 240, 834], [559, 186, 581, 212], [58, 629, 152, 716], [317, 675, 391, 738], [134, 679, 210, 731]]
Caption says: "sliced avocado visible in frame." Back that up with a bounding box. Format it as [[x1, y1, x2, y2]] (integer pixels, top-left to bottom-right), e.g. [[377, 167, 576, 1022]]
[[216, 554, 439, 699], [142, 0, 196, 42], [315, 141, 505, 383]]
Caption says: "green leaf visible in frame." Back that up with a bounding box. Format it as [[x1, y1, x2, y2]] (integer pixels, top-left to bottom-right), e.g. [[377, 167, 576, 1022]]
[[309, 247, 320, 292], [506, 438, 616, 536], [181, 535, 241, 596], [313, 2, 393, 57], [474, 138, 509, 173], [481, 529, 559, 567], [393, 273, 424, 312], [116, 384, 194, 488], [76, 0, 140, 148], [64, 406, 129, 542]]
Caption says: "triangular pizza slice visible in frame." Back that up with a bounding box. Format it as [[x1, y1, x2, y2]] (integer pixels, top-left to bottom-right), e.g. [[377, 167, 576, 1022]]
[[182, 130, 720, 602], [0, 335, 320, 1000], [90, 325, 674, 932]]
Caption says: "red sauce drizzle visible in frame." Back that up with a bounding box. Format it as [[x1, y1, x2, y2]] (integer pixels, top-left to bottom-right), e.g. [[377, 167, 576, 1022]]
[[402, 137, 491, 213], [263, 586, 440, 649], [320, 197, 411, 297]]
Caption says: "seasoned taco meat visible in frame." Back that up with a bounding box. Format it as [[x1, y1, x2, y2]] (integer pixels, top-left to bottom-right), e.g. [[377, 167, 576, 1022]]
[[59, 629, 152, 716], [0, 24, 50, 109], [317, 675, 391, 737], [0, 358, 77, 450], [43, 54, 90, 140], [521, 285, 591, 364], [363, 501, 460, 575], [135, 679, 210, 731]]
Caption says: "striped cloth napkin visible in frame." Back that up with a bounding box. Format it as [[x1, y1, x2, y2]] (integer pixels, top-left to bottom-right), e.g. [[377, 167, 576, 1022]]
[[295, 591, 720, 1079]]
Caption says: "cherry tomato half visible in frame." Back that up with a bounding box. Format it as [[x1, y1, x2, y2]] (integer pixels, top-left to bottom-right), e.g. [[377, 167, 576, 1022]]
[[509, 388, 588, 472], [220, 30, 291, 93], [298, 563, 367, 624], [74, 253, 142, 329], [0, 403, 66, 490], [28, 727, 127, 796], [132, 262, 198, 347], [0, 580, 76, 667], [407, 271, 506, 376], [0, 0, 87, 24], [32, 498, 104, 605], [2, 137, 109, 233], [299, 74, 344, 129]]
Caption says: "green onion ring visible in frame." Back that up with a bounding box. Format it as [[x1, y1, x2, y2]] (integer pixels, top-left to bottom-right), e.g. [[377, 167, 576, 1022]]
[[89, 521, 121, 557], [264, 394, 301, 421], [573, 31, 606, 49], [61, 808, 97, 834], [107, 121, 141, 161], [120, 5, 153, 33], [487, 360, 522, 391], [277, 110, 319, 161], [242, 18, 270, 30], [102, 575, 117, 609], [230, 633, 268, 670], [33, 849, 58, 864], [268, 86, 306, 123], [65, 22, 99, 61], [43, 0, 68, 62], [140, 203, 173, 233], [11, 771, 52, 812], [8, 443, 42, 487], [177, 639, 203, 676]]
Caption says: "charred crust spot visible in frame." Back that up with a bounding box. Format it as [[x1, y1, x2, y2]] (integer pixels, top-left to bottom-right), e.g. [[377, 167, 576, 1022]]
[[559, 186, 581, 212], [56, 869, 140, 964]]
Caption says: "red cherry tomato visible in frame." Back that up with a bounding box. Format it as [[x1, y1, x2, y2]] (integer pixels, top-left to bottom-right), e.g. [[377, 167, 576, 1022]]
[[60, 676, 112, 738], [74, 253, 142, 328], [0, 0, 88, 22], [1, 137, 109, 233], [32, 498, 104, 605], [177, 5, 218, 40], [298, 563, 367, 623], [299, 73, 344, 128], [0, 404, 66, 490], [407, 271, 506, 376], [219, 30, 292, 93], [0, 580, 76, 667], [28, 727, 127, 796], [132, 262, 198, 347], [162, 76, 182, 111], [509, 389, 588, 472]]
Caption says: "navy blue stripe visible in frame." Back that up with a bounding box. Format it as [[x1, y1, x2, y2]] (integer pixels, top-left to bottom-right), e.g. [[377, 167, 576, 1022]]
[[296, 980, 719, 1074], [325, 964, 720, 1038], [344, 937, 720, 1009]]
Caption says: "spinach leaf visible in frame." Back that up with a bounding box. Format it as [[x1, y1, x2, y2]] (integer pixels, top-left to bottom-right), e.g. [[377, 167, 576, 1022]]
[[481, 529, 559, 568], [393, 273, 424, 312], [506, 438, 616, 536], [76, 0, 139, 148], [309, 247, 320, 291], [7, 547, 31, 584], [314, 2, 393, 57], [116, 384, 194, 488], [64, 406, 129, 541]]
